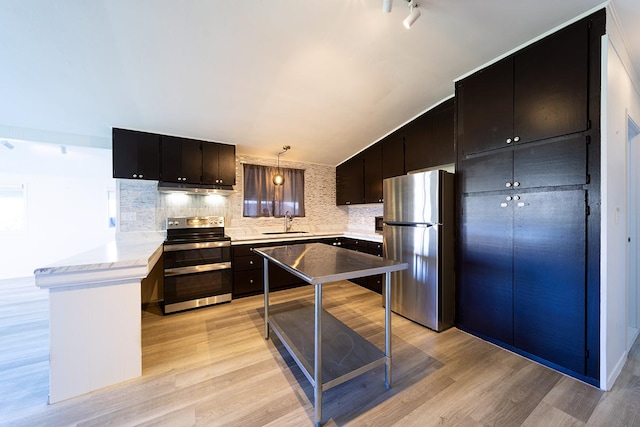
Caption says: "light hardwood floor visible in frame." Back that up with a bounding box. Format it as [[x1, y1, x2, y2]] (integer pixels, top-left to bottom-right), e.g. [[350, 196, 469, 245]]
[[1, 277, 639, 426]]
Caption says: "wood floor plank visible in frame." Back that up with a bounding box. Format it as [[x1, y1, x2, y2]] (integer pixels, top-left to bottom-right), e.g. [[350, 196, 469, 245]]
[[3, 277, 640, 426]]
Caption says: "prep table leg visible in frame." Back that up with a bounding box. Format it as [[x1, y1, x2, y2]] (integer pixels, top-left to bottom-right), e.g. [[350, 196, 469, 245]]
[[314, 283, 323, 426], [385, 272, 392, 389], [264, 258, 270, 340]]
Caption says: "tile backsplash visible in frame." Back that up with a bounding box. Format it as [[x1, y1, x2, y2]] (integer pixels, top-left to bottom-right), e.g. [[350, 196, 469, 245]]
[[117, 154, 382, 235]]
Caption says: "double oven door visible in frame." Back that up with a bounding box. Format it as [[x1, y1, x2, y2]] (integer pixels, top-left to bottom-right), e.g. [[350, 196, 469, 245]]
[[163, 240, 232, 314]]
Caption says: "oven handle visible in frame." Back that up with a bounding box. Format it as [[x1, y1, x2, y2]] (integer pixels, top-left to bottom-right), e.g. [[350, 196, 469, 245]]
[[164, 262, 232, 276], [164, 240, 231, 251]]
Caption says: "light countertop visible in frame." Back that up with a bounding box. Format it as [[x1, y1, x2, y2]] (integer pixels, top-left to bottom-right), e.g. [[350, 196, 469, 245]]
[[34, 232, 166, 289]]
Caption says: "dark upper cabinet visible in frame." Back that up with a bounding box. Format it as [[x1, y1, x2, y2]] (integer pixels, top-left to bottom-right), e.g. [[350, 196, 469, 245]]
[[337, 98, 454, 206], [381, 132, 404, 179], [112, 128, 160, 180], [364, 144, 383, 203], [405, 98, 455, 172], [336, 153, 364, 205], [457, 18, 590, 156], [203, 142, 236, 186], [161, 135, 202, 184], [429, 99, 455, 166]]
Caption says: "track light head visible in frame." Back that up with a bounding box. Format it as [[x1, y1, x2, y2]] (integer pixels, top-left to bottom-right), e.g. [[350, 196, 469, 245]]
[[382, 0, 392, 13], [403, 1, 421, 29]]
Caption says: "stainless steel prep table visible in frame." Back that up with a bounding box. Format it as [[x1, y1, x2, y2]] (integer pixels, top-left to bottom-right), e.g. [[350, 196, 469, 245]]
[[252, 243, 408, 426]]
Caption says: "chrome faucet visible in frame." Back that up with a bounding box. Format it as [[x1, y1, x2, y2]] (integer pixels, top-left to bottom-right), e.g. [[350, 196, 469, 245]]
[[284, 210, 293, 232]]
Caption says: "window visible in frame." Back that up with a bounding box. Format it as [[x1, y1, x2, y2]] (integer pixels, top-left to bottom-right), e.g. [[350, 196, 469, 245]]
[[243, 164, 305, 217], [0, 184, 26, 232]]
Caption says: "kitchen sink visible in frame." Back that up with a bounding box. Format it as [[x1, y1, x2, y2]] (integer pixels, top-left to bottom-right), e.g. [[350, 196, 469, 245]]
[[262, 231, 309, 235]]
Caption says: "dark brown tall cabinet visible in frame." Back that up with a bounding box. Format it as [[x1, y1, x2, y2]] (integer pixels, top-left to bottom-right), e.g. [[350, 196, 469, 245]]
[[455, 10, 604, 385]]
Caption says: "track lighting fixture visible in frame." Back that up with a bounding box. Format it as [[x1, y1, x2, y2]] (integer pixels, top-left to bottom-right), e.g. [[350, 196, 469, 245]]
[[1, 140, 15, 150], [383, 0, 421, 29], [273, 145, 290, 186], [403, 0, 421, 29]]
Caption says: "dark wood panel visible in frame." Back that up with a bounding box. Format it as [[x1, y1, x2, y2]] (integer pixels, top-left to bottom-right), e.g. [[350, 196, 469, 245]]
[[456, 58, 514, 156], [233, 254, 263, 271], [217, 143, 236, 185], [404, 112, 431, 172], [232, 269, 264, 297], [181, 139, 202, 184], [459, 150, 513, 193], [112, 128, 160, 180], [381, 132, 404, 179], [364, 144, 383, 203], [457, 193, 514, 344], [514, 20, 589, 143], [514, 136, 588, 188], [161, 135, 185, 182], [428, 98, 455, 167], [513, 190, 586, 373], [336, 153, 364, 205]]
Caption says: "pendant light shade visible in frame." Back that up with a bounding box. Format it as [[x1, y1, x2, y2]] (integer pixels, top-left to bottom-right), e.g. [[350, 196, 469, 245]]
[[273, 171, 284, 186], [273, 145, 290, 186]]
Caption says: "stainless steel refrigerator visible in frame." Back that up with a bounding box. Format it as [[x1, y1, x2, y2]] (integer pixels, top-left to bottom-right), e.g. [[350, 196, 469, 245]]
[[383, 170, 455, 331]]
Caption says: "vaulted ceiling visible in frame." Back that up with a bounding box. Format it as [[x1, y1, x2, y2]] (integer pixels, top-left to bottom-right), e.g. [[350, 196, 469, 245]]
[[1, 1, 637, 166]]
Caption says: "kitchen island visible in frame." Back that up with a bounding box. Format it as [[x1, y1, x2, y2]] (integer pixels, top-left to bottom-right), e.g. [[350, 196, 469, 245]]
[[254, 243, 408, 426], [34, 232, 165, 404]]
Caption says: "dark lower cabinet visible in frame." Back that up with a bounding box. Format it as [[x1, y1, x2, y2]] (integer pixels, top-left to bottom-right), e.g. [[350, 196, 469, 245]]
[[513, 190, 586, 373], [458, 193, 514, 344], [458, 189, 588, 375]]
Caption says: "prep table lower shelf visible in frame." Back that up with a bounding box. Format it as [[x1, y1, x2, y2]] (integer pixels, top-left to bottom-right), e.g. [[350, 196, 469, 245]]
[[269, 306, 386, 391]]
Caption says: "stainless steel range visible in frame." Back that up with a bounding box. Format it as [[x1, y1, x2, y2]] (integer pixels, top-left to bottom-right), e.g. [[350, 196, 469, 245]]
[[163, 216, 232, 314]]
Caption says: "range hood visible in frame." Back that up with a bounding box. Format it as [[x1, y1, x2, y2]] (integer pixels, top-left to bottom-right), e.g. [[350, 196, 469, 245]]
[[157, 182, 235, 196]]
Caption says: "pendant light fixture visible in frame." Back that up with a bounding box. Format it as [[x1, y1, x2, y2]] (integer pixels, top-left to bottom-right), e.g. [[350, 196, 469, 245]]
[[273, 145, 290, 186]]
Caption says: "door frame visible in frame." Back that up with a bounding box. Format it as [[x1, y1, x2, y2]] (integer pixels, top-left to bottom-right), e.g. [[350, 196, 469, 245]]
[[627, 113, 640, 351]]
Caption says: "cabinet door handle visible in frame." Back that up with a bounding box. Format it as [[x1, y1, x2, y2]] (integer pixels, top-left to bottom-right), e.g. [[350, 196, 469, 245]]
[[513, 195, 521, 201], [513, 181, 520, 187], [500, 202, 509, 208], [506, 138, 513, 144], [517, 202, 526, 207], [249, 260, 253, 265], [505, 182, 512, 188], [133, 174, 138, 178], [249, 279, 253, 284], [506, 196, 512, 201], [514, 136, 520, 142]]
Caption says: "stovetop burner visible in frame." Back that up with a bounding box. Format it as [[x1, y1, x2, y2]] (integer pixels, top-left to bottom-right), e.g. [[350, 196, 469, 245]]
[[164, 216, 228, 244]]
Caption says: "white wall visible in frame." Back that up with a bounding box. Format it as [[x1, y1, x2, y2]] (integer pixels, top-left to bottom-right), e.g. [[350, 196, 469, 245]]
[[601, 5, 640, 389], [0, 140, 115, 279]]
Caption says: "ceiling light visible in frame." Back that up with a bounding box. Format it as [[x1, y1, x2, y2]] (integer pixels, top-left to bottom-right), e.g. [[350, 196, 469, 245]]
[[1, 140, 15, 150], [273, 145, 290, 186], [60, 145, 67, 154], [382, 0, 392, 13], [403, 0, 421, 29]]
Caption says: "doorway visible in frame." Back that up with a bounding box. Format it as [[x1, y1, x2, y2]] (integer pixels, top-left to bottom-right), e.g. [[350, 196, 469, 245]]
[[627, 115, 640, 351]]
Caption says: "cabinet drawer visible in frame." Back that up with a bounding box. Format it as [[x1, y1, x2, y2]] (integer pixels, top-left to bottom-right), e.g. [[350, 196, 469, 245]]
[[234, 254, 263, 271], [367, 241, 383, 256], [233, 270, 264, 297]]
